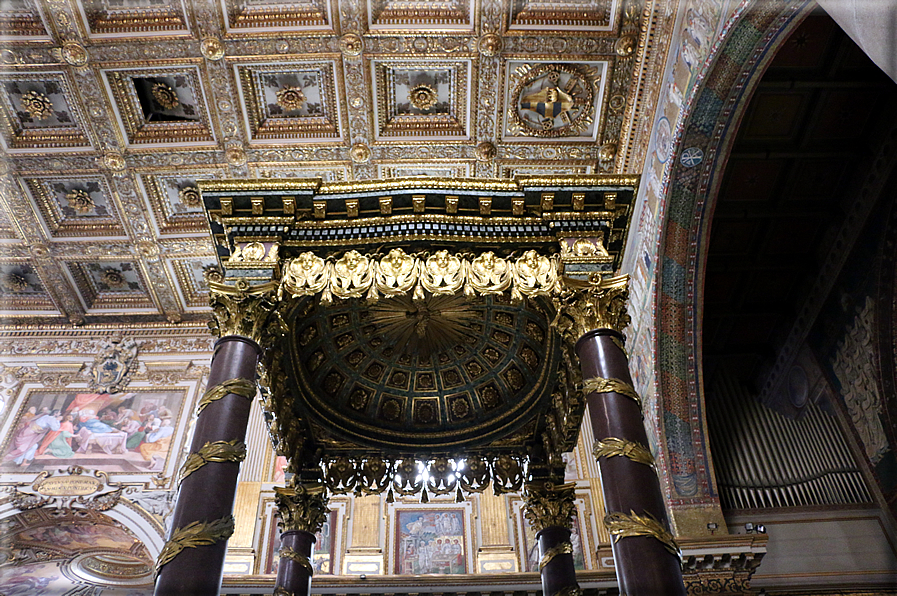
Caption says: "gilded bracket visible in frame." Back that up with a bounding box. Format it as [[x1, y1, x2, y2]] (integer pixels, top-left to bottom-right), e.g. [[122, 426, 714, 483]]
[[523, 481, 578, 533], [274, 483, 331, 534]]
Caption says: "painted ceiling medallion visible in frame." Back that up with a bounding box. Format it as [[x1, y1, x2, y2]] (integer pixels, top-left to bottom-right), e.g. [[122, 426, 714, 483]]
[[276, 86, 307, 112], [1, 272, 27, 293], [20, 90, 53, 121], [408, 84, 438, 111], [101, 268, 127, 289], [510, 64, 595, 138], [178, 185, 201, 208], [151, 82, 179, 110], [65, 188, 95, 214]]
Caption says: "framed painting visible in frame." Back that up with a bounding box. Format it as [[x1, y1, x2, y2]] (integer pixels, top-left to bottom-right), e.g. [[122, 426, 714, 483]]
[[393, 507, 471, 575], [0, 388, 188, 475]]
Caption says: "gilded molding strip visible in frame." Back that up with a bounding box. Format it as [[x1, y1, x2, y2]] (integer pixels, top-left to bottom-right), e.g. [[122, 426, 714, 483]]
[[196, 378, 256, 415], [282, 248, 561, 304], [279, 546, 314, 576], [604, 511, 680, 558], [582, 377, 642, 410], [538, 541, 573, 571], [178, 440, 247, 485], [592, 437, 655, 467], [155, 515, 235, 575]]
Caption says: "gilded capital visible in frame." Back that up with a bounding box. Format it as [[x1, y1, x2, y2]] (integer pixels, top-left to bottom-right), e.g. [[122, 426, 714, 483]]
[[208, 280, 283, 344], [523, 481, 577, 533], [552, 274, 631, 342], [275, 483, 330, 534]]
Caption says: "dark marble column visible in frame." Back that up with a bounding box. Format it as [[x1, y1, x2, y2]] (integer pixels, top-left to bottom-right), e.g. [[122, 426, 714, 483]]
[[273, 484, 330, 596], [524, 482, 581, 596], [154, 283, 278, 596]]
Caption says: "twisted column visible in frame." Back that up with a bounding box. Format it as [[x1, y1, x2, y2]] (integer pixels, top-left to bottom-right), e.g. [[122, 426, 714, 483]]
[[154, 282, 280, 596], [273, 483, 330, 596], [555, 275, 685, 596], [524, 482, 581, 596]]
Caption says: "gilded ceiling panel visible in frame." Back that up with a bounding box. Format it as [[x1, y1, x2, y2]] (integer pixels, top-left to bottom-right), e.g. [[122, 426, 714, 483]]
[[223, 0, 333, 33], [137, 167, 226, 236], [0, 262, 56, 312], [0, 0, 50, 39], [76, 0, 191, 37], [0, 71, 91, 151], [367, 0, 474, 30], [23, 175, 127, 239], [168, 255, 220, 310], [64, 259, 157, 312]]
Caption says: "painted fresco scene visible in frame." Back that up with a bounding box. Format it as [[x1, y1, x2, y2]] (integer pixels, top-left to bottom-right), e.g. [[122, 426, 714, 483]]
[[266, 510, 335, 575], [0, 390, 184, 473], [396, 510, 466, 575]]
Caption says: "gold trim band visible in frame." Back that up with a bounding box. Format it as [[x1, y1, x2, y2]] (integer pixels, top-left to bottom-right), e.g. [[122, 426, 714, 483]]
[[604, 510, 680, 558], [155, 515, 235, 575], [178, 440, 247, 484], [196, 378, 256, 415], [582, 377, 641, 410], [539, 541, 573, 571], [592, 438, 654, 467], [279, 546, 314, 576]]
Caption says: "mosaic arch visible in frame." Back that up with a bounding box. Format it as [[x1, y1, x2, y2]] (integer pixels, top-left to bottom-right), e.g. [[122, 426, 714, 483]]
[[652, 0, 814, 519]]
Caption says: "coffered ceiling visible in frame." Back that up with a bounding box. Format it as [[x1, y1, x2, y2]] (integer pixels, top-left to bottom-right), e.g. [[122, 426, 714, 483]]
[[0, 0, 669, 326]]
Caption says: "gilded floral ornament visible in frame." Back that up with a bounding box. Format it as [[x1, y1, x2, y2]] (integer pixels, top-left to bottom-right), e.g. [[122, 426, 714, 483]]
[[475, 141, 497, 162], [200, 36, 225, 61], [61, 41, 88, 66], [598, 142, 617, 162], [615, 35, 636, 57], [274, 483, 330, 534], [349, 143, 371, 163], [552, 274, 630, 342], [1, 272, 27, 293], [478, 33, 503, 57], [208, 280, 284, 343], [102, 152, 126, 172], [101, 268, 128, 289], [225, 146, 247, 166], [408, 84, 438, 111], [65, 189, 95, 214], [276, 86, 307, 112], [339, 33, 363, 57], [21, 90, 53, 121], [281, 249, 561, 304], [523, 481, 577, 532], [152, 83, 179, 110], [178, 185, 201, 208]]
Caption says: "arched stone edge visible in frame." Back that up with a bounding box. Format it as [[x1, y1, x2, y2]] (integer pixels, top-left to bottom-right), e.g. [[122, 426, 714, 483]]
[[653, 0, 815, 518]]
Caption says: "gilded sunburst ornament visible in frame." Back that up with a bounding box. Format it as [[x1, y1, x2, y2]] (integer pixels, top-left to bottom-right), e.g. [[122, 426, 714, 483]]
[[65, 189, 95, 214], [276, 86, 306, 112], [368, 294, 478, 358], [1, 272, 27, 293], [151, 83, 179, 110], [408, 85, 438, 111], [178, 185, 201, 208], [101, 268, 128, 290], [21, 90, 53, 121]]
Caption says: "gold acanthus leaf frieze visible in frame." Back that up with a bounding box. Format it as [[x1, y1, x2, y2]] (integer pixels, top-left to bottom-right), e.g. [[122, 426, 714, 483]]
[[280, 248, 561, 304], [274, 483, 330, 534]]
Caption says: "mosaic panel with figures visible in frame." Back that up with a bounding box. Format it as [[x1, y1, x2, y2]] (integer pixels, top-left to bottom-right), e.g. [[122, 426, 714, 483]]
[[23, 176, 126, 239], [0, 72, 90, 150], [168, 256, 219, 310], [237, 61, 342, 142], [0, 262, 55, 312], [0, 0, 49, 38], [368, 0, 473, 29], [77, 0, 190, 36], [223, 0, 332, 32], [64, 261, 156, 311], [374, 60, 471, 140], [104, 66, 214, 146], [503, 61, 609, 141], [138, 169, 225, 236]]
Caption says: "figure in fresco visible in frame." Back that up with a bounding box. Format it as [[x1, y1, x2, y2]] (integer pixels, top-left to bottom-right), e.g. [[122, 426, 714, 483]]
[[138, 418, 174, 469], [3, 410, 61, 466], [396, 510, 466, 575]]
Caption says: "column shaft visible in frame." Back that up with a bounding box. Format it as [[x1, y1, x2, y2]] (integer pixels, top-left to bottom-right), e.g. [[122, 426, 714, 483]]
[[154, 335, 261, 596], [576, 329, 685, 596], [274, 531, 315, 596], [537, 526, 579, 596]]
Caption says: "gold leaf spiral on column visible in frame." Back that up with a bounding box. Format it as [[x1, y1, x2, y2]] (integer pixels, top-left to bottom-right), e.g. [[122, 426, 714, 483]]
[[604, 510, 680, 558], [279, 546, 314, 575], [539, 541, 573, 571], [178, 440, 247, 484], [592, 437, 655, 467], [551, 274, 630, 343], [196, 378, 257, 415], [275, 483, 331, 534], [523, 482, 577, 533], [155, 515, 235, 575], [582, 377, 642, 410]]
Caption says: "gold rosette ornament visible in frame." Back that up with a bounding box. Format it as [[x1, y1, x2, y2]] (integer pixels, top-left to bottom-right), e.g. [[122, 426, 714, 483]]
[[178, 186, 201, 208], [152, 83, 179, 110], [65, 189, 95, 214], [276, 86, 306, 112], [408, 84, 437, 111], [21, 90, 53, 121]]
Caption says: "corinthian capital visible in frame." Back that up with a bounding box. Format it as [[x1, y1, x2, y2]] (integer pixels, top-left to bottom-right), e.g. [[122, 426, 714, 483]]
[[275, 483, 330, 534], [208, 280, 283, 344], [552, 274, 630, 343], [523, 481, 578, 533]]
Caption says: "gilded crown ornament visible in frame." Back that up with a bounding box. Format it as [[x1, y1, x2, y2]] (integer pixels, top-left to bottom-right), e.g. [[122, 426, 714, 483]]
[[276, 86, 307, 112], [408, 84, 438, 111], [65, 189, 95, 214], [524, 482, 578, 533], [274, 483, 330, 534], [21, 90, 53, 121], [151, 83, 179, 110]]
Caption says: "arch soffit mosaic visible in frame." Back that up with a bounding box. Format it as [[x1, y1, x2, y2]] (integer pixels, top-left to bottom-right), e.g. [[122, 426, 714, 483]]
[[652, 0, 814, 510]]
